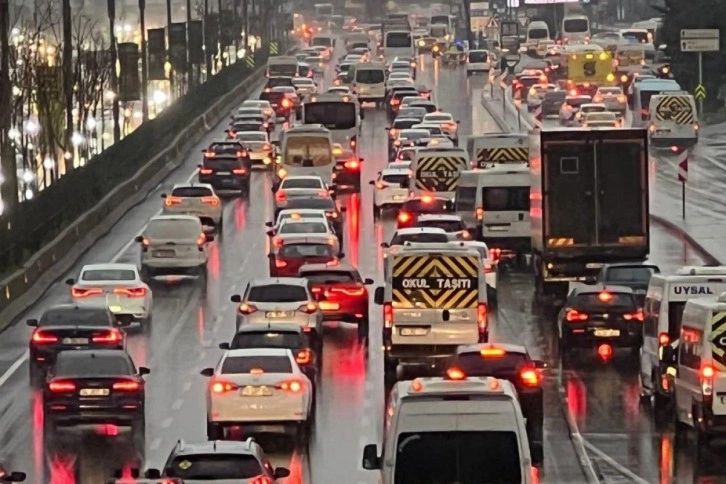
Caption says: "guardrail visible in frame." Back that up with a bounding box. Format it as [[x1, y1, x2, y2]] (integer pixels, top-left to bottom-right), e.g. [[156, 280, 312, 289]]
[[0, 42, 296, 330]]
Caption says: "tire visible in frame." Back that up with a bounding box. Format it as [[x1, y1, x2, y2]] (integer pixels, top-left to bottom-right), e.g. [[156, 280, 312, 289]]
[[357, 317, 369, 343], [29, 361, 43, 385], [207, 421, 224, 440], [142, 313, 153, 332], [44, 414, 57, 442], [296, 422, 310, 449], [198, 265, 208, 284], [373, 205, 381, 219], [241, 180, 250, 197]]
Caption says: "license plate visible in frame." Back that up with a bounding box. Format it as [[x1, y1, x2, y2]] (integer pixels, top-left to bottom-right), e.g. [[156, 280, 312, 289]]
[[80, 388, 109, 396], [393, 195, 406, 200], [586, 262, 604, 269], [153, 250, 175, 258], [400, 327, 429, 336], [265, 311, 294, 318], [319, 301, 340, 311], [62, 337, 88, 345], [594, 329, 620, 337], [241, 386, 273, 396], [216, 171, 230, 175]]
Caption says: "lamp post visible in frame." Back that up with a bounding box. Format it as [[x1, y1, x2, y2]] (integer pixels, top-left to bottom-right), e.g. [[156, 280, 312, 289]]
[[139, 0, 149, 122], [0, 0, 17, 214], [108, 0, 121, 143]]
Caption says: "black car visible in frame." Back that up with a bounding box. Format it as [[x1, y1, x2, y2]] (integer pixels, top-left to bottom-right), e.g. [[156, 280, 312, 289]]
[[230, 114, 271, 133], [590, 262, 660, 306], [558, 284, 644, 353], [275, 196, 345, 236], [396, 196, 451, 228], [199, 141, 252, 195], [220, 324, 319, 385], [43, 349, 149, 441], [28, 304, 125, 382], [332, 148, 362, 193], [453, 344, 546, 465]]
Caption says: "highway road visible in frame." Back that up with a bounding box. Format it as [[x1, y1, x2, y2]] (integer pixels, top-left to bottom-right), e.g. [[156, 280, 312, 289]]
[[0, 43, 714, 484]]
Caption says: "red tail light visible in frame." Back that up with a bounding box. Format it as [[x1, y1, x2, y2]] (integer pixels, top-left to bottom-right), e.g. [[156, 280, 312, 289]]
[[298, 302, 318, 314], [236, 150, 247, 157], [658, 332, 670, 346], [251, 476, 273, 484], [92, 329, 123, 344], [702, 364, 715, 379], [113, 381, 141, 392], [397, 211, 412, 224], [114, 287, 147, 297], [593, 95, 603, 103], [273, 237, 283, 248], [384, 303, 393, 328], [520, 367, 541, 387], [617, 95, 626, 103], [477, 303, 488, 332], [238, 303, 258, 314], [296, 349, 312, 365], [276, 190, 287, 202], [204, 151, 216, 158], [275, 259, 288, 268], [344, 159, 360, 170], [32, 330, 58, 344], [597, 343, 613, 360], [211, 380, 236, 393], [49, 381, 76, 393], [330, 287, 365, 296], [623, 309, 645, 322], [263, 143, 272, 151], [71, 287, 103, 298], [565, 309, 588, 322], [391, 98, 400, 106], [164, 196, 183, 206], [232, 167, 247, 175], [279, 379, 303, 392], [199, 168, 213, 175], [281, 99, 293, 109], [201, 196, 220, 206]]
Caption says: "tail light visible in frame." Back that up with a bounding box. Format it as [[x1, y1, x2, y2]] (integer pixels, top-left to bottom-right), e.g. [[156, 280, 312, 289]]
[[477, 303, 488, 332], [389, 128, 399, 138], [199, 168, 213, 175], [383, 303, 393, 328], [597, 343, 613, 360], [204, 151, 216, 158], [565, 309, 588, 322], [489, 248, 501, 261], [232, 167, 247, 175], [275, 259, 288, 269], [49, 381, 76, 393], [211, 380, 236, 393], [113, 380, 141, 392], [620, 74, 628, 83], [32, 330, 58, 344], [484, 263, 494, 273], [114, 287, 147, 297], [71, 287, 103, 298], [330, 287, 365, 296], [344, 159, 359, 170], [325, 210, 338, 218], [251, 476, 273, 484], [164, 196, 183, 206], [397, 211, 412, 224], [197, 233, 207, 246], [520, 367, 541, 387], [701, 364, 715, 399], [296, 349, 312, 365], [238, 303, 258, 314], [263, 143, 272, 151], [281, 99, 293, 109], [476, 207, 484, 220], [298, 302, 318, 314], [623, 309, 645, 322], [279, 379, 303, 392], [276, 190, 287, 202], [236, 150, 247, 157], [201, 196, 220, 206], [593, 95, 603, 103], [617, 95, 626, 103], [273, 237, 283, 249], [92, 329, 123, 344], [391, 98, 400, 106], [598, 291, 613, 303], [658, 332, 670, 346]]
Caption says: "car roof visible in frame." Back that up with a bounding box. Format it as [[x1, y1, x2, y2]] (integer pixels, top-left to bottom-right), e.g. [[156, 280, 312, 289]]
[[457, 342, 529, 357], [299, 262, 358, 273], [81, 263, 138, 272], [234, 324, 304, 334], [249, 277, 309, 287], [395, 227, 447, 235], [170, 439, 261, 457], [225, 347, 293, 358], [279, 217, 328, 225], [570, 283, 635, 295], [602, 262, 660, 270], [282, 175, 324, 182], [56, 348, 129, 361]]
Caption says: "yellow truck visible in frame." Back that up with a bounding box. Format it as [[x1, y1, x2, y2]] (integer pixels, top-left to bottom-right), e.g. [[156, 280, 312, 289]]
[[566, 50, 616, 86]]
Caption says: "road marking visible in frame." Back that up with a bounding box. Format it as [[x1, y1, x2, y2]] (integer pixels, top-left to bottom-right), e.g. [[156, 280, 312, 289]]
[[0, 350, 28, 387], [583, 440, 650, 484], [150, 438, 161, 450], [161, 417, 173, 428], [183, 381, 192, 392], [172, 398, 184, 410]]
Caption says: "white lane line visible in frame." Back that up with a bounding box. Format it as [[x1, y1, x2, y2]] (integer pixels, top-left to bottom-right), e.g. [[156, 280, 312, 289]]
[[583, 440, 650, 484], [183, 381, 192, 392], [161, 417, 173, 428], [150, 438, 161, 450], [558, 382, 600, 484], [172, 398, 184, 410], [0, 350, 29, 387]]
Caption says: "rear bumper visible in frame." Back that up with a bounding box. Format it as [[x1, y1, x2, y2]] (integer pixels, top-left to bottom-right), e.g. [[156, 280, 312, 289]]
[[649, 135, 697, 148], [45, 405, 143, 425], [199, 174, 249, 189], [562, 325, 642, 348]]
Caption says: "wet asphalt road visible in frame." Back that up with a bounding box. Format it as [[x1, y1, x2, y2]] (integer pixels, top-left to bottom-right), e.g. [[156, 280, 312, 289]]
[[0, 44, 714, 484]]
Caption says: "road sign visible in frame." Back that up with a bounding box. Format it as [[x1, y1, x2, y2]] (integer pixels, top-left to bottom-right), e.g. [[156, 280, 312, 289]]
[[245, 56, 255, 68], [695, 84, 706, 100], [680, 29, 719, 52], [678, 156, 688, 182], [681, 29, 719, 39], [270, 41, 279, 55]]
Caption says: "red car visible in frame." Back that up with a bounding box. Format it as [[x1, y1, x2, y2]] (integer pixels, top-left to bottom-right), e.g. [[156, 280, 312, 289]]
[[396, 195, 451, 229], [298, 262, 374, 341], [269, 235, 339, 277]]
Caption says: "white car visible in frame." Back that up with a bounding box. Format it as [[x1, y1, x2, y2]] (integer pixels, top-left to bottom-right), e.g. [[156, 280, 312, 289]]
[[201, 348, 314, 441], [239, 100, 275, 122], [311, 45, 331, 61], [583, 111, 620, 128], [592, 86, 627, 115], [421, 112, 459, 142], [466, 49, 491, 74], [384, 227, 449, 248], [305, 55, 325, 74], [272, 217, 340, 254], [388, 71, 414, 83], [274, 176, 330, 211], [526, 84, 557, 111], [268, 208, 330, 232], [573, 103, 608, 126], [292, 77, 318, 96], [235, 131, 273, 167], [234, 106, 274, 127], [136, 215, 212, 280], [558, 95, 592, 126], [66, 263, 153, 326], [414, 214, 472, 241], [161, 183, 223, 233], [460, 240, 498, 303]]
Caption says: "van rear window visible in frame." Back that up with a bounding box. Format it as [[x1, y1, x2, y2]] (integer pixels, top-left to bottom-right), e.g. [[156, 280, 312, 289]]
[[481, 187, 529, 211], [356, 69, 385, 84], [455, 186, 477, 211], [386, 32, 412, 48]]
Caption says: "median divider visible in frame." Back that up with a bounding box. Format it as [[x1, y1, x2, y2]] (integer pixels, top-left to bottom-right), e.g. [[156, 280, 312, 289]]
[[0, 45, 296, 330]]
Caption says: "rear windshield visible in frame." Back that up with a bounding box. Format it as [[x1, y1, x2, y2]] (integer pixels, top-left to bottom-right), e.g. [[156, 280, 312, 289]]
[[279, 244, 335, 258], [221, 355, 292, 374], [40, 308, 111, 327], [204, 158, 243, 170], [238, 133, 267, 142], [394, 431, 522, 484], [266, 77, 294, 88], [147, 219, 200, 239], [599, 87, 622, 95], [279, 222, 328, 234], [285, 198, 336, 210], [455, 186, 476, 211], [232, 331, 302, 349], [167, 455, 262, 479], [603, 266, 657, 284], [563, 18, 588, 33], [393, 119, 419, 130], [268, 64, 298, 77], [356, 69, 385, 84], [171, 186, 213, 197], [302, 270, 357, 283], [247, 284, 308, 302], [519, 77, 540, 88], [81, 269, 135, 281], [391, 232, 449, 245], [457, 352, 529, 376], [209, 142, 243, 155], [411, 103, 437, 113], [312, 37, 332, 47], [394, 91, 420, 101], [482, 187, 529, 211], [571, 292, 637, 311], [529, 28, 549, 39], [582, 105, 607, 113], [398, 107, 427, 118], [468, 51, 488, 63], [56, 354, 133, 376], [429, 26, 447, 37], [402, 199, 449, 213], [382, 174, 409, 185], [566, 97, 590, 107], [417, 220, 464, 232], [282, 179, 322, 189], [386, 32, 412, 48]]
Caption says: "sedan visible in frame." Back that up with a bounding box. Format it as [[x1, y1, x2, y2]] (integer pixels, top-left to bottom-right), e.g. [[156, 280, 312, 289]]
[[235, 130, 274, 168], [161, 183, 222, 233], [592, 86, 627, 115], [293, 77, 318, 96], [199, 140, 251, 194], [268, 234, 339, 277]]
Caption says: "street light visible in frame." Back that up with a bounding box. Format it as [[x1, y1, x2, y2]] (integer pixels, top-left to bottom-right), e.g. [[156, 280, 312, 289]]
[[25, 119, 39, 136]]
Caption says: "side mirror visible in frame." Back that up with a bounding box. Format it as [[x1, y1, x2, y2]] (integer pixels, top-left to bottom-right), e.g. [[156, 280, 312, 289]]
[[145, 469, 162, 479], [231, 294, 242, 303], [200, 367, 215, 377], [26, 318, 39, 327], [6, 472, 27, 482], [364, 278, 375, 285], [135, 235, 144, 243], [218, 342, 231, 350], [205, 233, 215, 242], [274, 468, 291, 479], [380, 242, 390, 248], [362, 444, 381, 470], [139, 366, 151, 375], [224, 129, 230, 134], [374, 286, 384, 305], [368, 180, 376, 185], [584, 275, 597, 285], [265, 221, 274, 227], [534, 360, 547, 369], [65, 278, 75, 285], [266, 229, 275, 236]]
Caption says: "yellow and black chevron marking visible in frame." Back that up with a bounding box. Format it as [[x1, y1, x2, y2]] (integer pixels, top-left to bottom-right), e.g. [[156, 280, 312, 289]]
[[710, 311, 726, 371], [476, 147, 529, 167], [391, 255, 479, 309], [415, 156, 466, 192], [655, 95, 694, 124]]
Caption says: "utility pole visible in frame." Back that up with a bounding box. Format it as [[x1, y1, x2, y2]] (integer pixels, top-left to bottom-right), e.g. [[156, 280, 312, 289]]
[[217, 0, 222, 66], [166, 0, 174, 95], [62, 0, 73, 170], [186, 0, 193, 87], [139, 0, 149, 121], [242, 0, 248, 53], [0, 0, 16, 214], [108, 0, 121, 142], [204, 0, 211, 77]]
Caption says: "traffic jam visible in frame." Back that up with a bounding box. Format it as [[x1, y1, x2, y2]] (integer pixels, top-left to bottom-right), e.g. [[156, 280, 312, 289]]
[[0, 1, 724, 483]]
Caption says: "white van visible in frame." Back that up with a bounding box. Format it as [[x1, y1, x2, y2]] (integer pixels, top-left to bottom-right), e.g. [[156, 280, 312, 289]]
[[383, 30, 415, 62], [362, 375, 533, 484], [673, 294, 726, 448], [410, 147, 468, 201], [648, 93, 698, 148], [428, 22, 451, 43], [353, 62, 387, 105], [640, 266, 726, 408], [631, 79, 682, 127], [526, 21, 550, 44], [466, 50, 491, 74], [561, 14, 590, 44]]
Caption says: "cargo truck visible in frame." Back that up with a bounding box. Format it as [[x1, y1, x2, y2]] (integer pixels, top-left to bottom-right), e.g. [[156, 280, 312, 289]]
[[529, 128, 649, 300]]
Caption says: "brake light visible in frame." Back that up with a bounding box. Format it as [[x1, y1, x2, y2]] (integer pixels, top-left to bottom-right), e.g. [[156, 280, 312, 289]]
[[164, 196, 183, 206], [199, 168, 213, 175], [489, 248, 501, 261], [384, 303, 393, 328], [421, 195, 433, 203], [32, 330, 58, 344], [598, 291, 613, 302], [597, 343, 613, 360], [251, 476, 273, 484], [113, 381, 141, 392], [476, 207, 484, 220], [279, 379, 303, 392], [391, 98, 400, 106], [276, 190, 287, 202], [114, 287, 147, 298], [477, 303, 488, 331], [520, 367, 541, 387], [480, 347, 505, 357], [71, 287, 103, 298], [658, 332, 670, 346], [296, 349, 312, 365], [623, 309, 645, 322], [569, 89, 577, 96], [593, 95, 603, 103], [446, 367, 465, 380], [263, 143, 272, 151], [702, 364, 715, 379], [617, 95, 626, 103], [272, 237, 283, 249], [197, 233, 206, 246], [389, 128, 399, 138], [344, 159, 360, 170], [565, 309, 588, 322], [397, 212, 412, 224], [238, 303, 258, 314], [330, 287, 365, 296], [375, 181, 386, 189], [49, 381, 76, 393], [201, 196, 220, 206], [232, 167, 247, 175], [281, 99, 293, 109], [92, 329, 123, 343], [211, 380, 235, 393], [275, 259, 288, 268], [236, 150, 247, 157], [299, 302, 318, 314]]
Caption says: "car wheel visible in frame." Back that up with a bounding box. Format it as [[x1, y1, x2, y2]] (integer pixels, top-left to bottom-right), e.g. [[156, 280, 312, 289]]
[[44, 414, 57, 442], [207, 420, 224, 440], [142, 312, 153, 330], [296, 422, 310, 449], [139, 265, 153, 283], [198, 265, 208, 285]]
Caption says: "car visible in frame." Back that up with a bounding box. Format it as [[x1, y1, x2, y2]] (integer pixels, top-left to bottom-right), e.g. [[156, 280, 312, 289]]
[[311, 44, 331, 61], [335, 61, 355, 75], [66, 263, 153, 327], [305, 55, 325, 74], [332, 71, 349, 86], [161, 183, 223, 233], [234, 130, 274, 169], [259, 88, 298, 119], [239, 99, 275, 122], [526, 84, 557, 111], [459, 240, 498, 304], [414, 214, 471, 240], [406, 99, 437, 114], [263, 76, 295, 90], [228, 118, 266, 135], [299, 262, 373, 341], [370, 164, 411, 217], [145, 439, 290, 481], [421, 112, 459, 143], [573, 103, 609, 125], [275, 195, 344, 234], [453, 343, 546, 465], [626, 73, 656, 103], [292, 76, 318, 95], [412, 123, 446, 141], [0, 466, 24, 483], [395, 107, 427, 122], [271, 86, 301, 110], [199, 140, 252, 194], [558, 95, 592, 126], [332, 145, 362, 192], [391, 128, 431, 156], [392, 146, 418, 162], [387, 89, 421, 119], [387, 71, 414, 83], [220, 324, 319, 385], [135, 215, 213, 281], [387, 117, 421, 149], [426, 136, 455, 148], [383, 227, 449, 248], [268, 233, 340, 277], [417, 36, 437, 52], [396, 195, 451, 228], [273, 217, 340, 254], [274, 176, 331, 213], [43, 349, 149, 442], [230, 113, 270, 132], [592, 86, 628, 115], [232, 107, 274, 129], [583, 111, 620, 128], [27, 304, 125, 381], [590, 262, 660, 306], [230, 277, 323, 344], [267, 208, 331, 234], [558, 285, 644, 357], [512, 75, 543, 98], [541, 90, 566, 117], [327, 85, 351, 95], [389, 59, 415, 77], [201, 348, 314, 442]]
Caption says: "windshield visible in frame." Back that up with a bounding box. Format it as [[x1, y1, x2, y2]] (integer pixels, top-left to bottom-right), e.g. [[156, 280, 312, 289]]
[[431, 15, 449, 25], [563, 18, 588, 33], [304, 102, 357, 130], [247, 284, 308, 302], [279, 244, 335, 258], [393, 119, 419, 130], [312, 37, 332, 47], [529, 28, 548, 39], [623, 31, 649, 43], [221, 355, 292, 373], [284, 137, 332, 166], [417, 220, 464, 232], [40, 307, 110, 327], [386, 32, 412, 48], [382, 173, 409, 185], [603, 266, 656, 285], [482, 187, 529, 212], [394, 431, 522, 484], [279, 222, 328, 234], [303, 271, 357, 283], [469, 51, 488, 62], [232, 331, 302, 349], [268, 63, 298, 77], [391, 232, 449, 245], [167, 455, 263, 480], [571, 292, 637, 311], [430, 26, 447, 38], [458, 352, 528, 376]]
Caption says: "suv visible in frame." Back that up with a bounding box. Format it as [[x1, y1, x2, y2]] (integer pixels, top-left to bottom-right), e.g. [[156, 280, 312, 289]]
[[146, 439, 290, 482]]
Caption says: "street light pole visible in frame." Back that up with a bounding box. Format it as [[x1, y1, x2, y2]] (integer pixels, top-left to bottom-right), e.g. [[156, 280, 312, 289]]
[[108, 0, 121, 143], [166, 0, 174, 95], [0, 0, 16, 214], [62, 0, 73, 169], [140, 0, 149, 122], [186, 0, 193, 87], [204, 0, 211, 77]]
